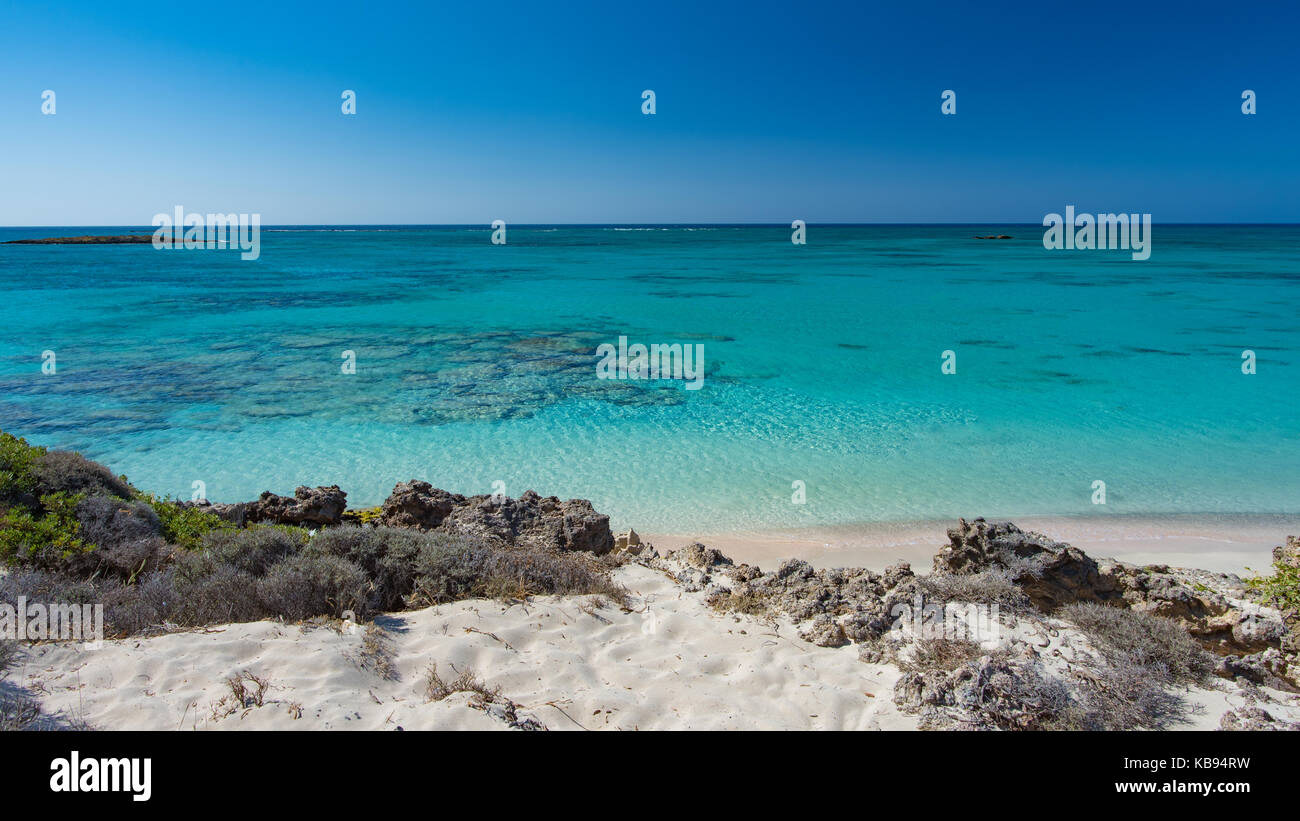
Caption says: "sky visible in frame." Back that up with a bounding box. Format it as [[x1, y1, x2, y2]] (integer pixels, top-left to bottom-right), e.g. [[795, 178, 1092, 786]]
[[0, 0, 1297, 224]]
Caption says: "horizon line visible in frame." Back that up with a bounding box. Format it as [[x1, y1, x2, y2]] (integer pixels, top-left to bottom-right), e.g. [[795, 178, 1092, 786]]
[[5, 221, 1300, 229]]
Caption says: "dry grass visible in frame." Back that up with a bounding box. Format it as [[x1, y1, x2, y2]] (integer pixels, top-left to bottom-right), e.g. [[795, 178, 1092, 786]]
[[709, 589, 771, 616], [899, 637, 985, 674], [356, 625, 397, 681], [225, 670, 272, 708], [1059, 601, 1214, 685], [919, 570, 1033, 612], [424, 663, 499, 703]]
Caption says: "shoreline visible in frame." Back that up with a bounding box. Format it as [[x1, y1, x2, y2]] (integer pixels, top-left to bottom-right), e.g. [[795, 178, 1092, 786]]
[[645, 512, 1300, 575]]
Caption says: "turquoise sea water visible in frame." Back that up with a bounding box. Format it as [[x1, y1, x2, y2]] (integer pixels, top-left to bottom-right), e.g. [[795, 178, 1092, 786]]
[[1, 225, 1297, 532]]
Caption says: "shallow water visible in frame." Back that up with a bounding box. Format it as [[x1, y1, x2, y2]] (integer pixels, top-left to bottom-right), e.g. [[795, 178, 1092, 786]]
[[2, 224, 1297, 532]]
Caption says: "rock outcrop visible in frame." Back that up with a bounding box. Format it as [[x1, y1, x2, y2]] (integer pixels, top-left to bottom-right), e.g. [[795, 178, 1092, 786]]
[[931, 518, 1287, 656], [662, 546, 917, 646], [893, 654, 1069, 731], [378, 481, 462, 530], [190, 480, 614, 555], [378, 481, 614, 554], [933, 518, 1121, 611], [1218, 706, 1300, 731], [195, 486, 348, 528]]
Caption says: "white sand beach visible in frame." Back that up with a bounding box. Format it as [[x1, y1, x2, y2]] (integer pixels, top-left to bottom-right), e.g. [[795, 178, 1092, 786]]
[[15, 548, 1300, 732], [18, 563, 916, 731], [648, 514, 1300, 575]]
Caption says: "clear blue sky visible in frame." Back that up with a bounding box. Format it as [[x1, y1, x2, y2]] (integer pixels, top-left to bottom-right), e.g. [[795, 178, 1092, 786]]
[[1, 0, 1296, 224]]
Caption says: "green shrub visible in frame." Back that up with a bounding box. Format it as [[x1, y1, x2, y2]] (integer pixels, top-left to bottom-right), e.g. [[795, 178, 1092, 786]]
[[0, 431, 44, 505], [1246, 561, 1300, 614], [0, 492, 91, 567], [140, 494, 233, 549], [202, 525, 307, 574]]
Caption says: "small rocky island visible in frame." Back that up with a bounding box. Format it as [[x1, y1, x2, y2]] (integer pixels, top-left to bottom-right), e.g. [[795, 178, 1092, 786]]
[[4, 234, 156, 245]]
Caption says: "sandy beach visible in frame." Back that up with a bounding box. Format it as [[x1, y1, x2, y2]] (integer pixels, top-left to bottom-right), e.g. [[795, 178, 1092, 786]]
[[648, 514, 1300, 576], [20, 562, 915, 731], [18, 556, 1297, 732]]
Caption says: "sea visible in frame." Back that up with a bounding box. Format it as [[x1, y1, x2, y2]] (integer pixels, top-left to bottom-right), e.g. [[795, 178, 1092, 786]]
[[2, 224, 1296, 534]]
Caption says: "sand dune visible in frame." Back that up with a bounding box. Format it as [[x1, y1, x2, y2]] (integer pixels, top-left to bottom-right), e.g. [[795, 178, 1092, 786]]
[[16, 557, 1299, 731], [18, 564, 915, 731]]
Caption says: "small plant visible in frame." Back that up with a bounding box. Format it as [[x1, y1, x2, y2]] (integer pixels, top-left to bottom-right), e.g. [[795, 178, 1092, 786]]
[[919, 570, 1032, 612], [1246, 561, 1300, 614], [340, 506, 383, 526], [424, 663, 499, 703], [710, 589, 771, 616], [356, 625, 397, 681], [225, 670, 272, 708], [899, 637, 984, 674], [140, 494, 233, 549]]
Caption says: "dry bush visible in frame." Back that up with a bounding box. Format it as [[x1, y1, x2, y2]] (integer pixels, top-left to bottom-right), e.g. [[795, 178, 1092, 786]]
[[1059, 601, 1214, 685], [255, 553, 370, 621], [409, 538, 628, 608], [899, 637, 985, 674], [203, 526, 306, 576], [2, 502, 628, 635], [72, 496, 162, 553], [306, 526, 427, 611], [32, 449, 133, 500], [1064, 652, 1198, 730], [424, 663, 499, 703], [0, 641, 16, 675], [919, 570, 1032, 612], [356, 625, 397, 681], [710, 589, 771, 616]]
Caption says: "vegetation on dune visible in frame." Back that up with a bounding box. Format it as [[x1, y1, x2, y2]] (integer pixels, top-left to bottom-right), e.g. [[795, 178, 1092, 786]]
[[138, 493, 232, 550], [0, 428, 628, 637], [0, 492, 90, 567], [1246, 560, 1300, 615], [1058, 601, 1215, 686]]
